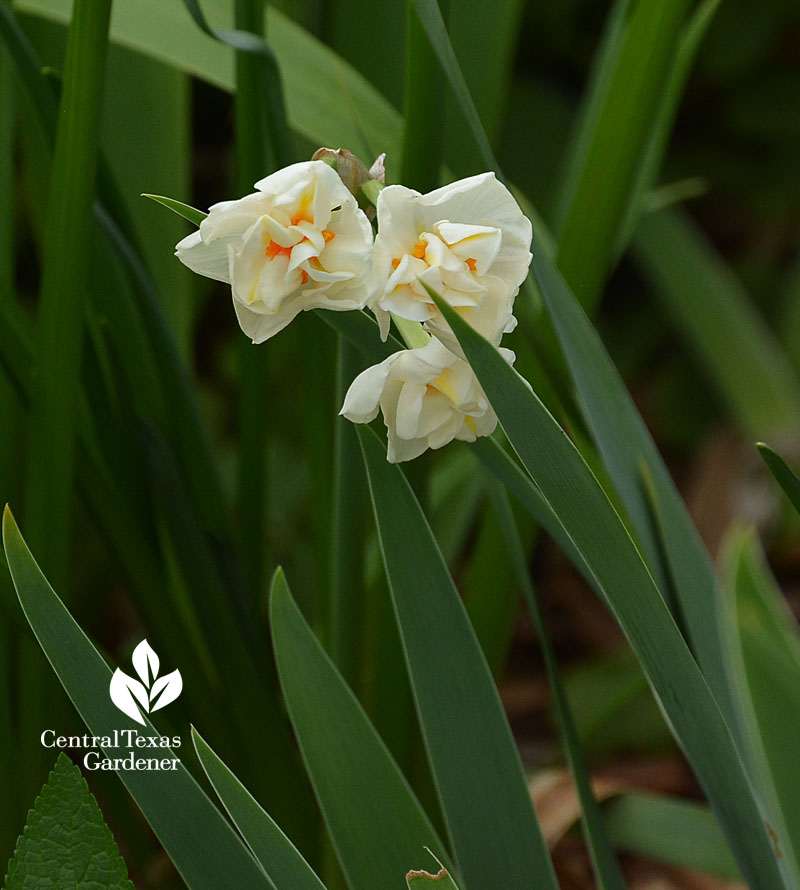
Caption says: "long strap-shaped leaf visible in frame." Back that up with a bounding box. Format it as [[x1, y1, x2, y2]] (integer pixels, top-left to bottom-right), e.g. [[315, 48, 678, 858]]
[[486, 481, 627, 890], [270, 569, 451, 890], [22, 0, 111, 586], [182, 0, 291, 169], [553, 0, 692, 310], [721, 530, 800, 881], [426, 288, 786, 890], [532, 252, 739, 732], [192, 727, 328, 890], [634, 208, 800, 438], [410, 0, 498, 171], [758, 443, 800, 515], [358, 427, 559, 890], [1, 507, 274, 890]]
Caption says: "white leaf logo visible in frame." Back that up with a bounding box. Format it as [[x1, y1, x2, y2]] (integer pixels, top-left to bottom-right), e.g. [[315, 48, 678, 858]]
[[109, 639, 182, 724]]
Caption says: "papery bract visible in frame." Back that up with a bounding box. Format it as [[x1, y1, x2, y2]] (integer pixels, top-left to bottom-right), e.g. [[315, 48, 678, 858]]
[[368, 173, 532, 348], [176, 160, 374, 343], [341, 337, 514, 462]]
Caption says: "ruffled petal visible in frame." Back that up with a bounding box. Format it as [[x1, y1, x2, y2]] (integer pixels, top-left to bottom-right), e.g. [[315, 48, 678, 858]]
[[340, 355, 396, 423], [175, 229, 234, 283]]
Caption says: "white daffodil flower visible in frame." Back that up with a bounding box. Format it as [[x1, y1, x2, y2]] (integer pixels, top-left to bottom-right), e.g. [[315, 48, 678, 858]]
[[176, 160, 374, 343], [341, 337, 515, 463], [368, 173, 532, 349]]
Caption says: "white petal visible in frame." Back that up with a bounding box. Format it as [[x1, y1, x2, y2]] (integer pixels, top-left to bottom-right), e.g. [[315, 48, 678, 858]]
[[427, 413, 462, 449], [175, 229, 233, 283], [394, 382, 427, 440], [340, 355, 396, 423], [375, 185, 422, 255], [387, 429, 428, 463]]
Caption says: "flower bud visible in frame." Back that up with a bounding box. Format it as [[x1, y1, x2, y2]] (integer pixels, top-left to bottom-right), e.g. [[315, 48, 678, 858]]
[[311, 147, 372, 196]]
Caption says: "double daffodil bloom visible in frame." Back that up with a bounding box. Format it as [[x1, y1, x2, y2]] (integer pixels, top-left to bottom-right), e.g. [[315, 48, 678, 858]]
[[341, 337, 515, 463], [176, 160, 373, 343], [368, 173, 532, 349]]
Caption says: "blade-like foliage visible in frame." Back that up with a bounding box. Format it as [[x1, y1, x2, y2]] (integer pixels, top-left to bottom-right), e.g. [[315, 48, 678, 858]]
[[142, 193, 207, 226], [554, 0, 692, 309], [758, 443, 800, 514], [532, 251, 738, 728], [358, 426, 559, 890], [1, 507, 274, 890], [18, 0, 403, 162], [486, 481, 627, 890], [192, 728, 328, 890], [426, 286, 787, 890], [635, 208, 800, 437], [22, 0, 112, 585], [721, 528, 800, 881], [270, 569, 450, 890], [602, 793, 740, 880]]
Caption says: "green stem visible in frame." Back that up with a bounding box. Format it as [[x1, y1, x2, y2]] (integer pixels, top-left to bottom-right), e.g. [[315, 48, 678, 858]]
[[0, 42, 14, 293], [401, 0, 446, 192], [22, 0, 112, 586], [234, 0, 270, 602], [329, 338, 365, 686]]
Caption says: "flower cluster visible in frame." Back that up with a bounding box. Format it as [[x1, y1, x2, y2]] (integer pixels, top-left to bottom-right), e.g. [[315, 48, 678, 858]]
[[176, 155, 532, 462]]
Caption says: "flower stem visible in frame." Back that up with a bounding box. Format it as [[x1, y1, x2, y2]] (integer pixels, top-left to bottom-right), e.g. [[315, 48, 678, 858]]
[[392, 313, 431, 349], [329, 338, 366, 687], [401, 0, 447, 192], [234, 0, 271, 604], [23, 0, 112, 585]]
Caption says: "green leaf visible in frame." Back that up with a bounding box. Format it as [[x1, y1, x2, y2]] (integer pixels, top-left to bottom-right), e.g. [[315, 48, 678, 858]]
[[409, 0, 498, 171], [103, 48, 194, 351], [357, 426, 559, 890], [757, 443, 800, 515], [269, 569, 450, 890], [554, 0, 693, 310], [22, 0, 112, 586], [402, 2, 444, 194], [192, 728, 328, 890], [328, 339, 368, 686], [615, 0, 722, 253], [486, 482, 627, 890], [532, 250, 739, 729], [602, 793, 740, 880], [317, 308, 403, 365], [444, 0, 524, 173], [142, 193, 207, 226], [4, 752, 134, 890], [17, 0, 403, 163], [634, 208, 800, 437], [183, 0, 292, 170], [1, 507, 275, 890], [721, 528, 800, 880], [426, 286, 787, 890]]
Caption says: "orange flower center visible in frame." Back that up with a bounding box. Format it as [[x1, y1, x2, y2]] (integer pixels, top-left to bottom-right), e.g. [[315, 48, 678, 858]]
[[466, 257, 477, 272], [265, 240, 292, 260]]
